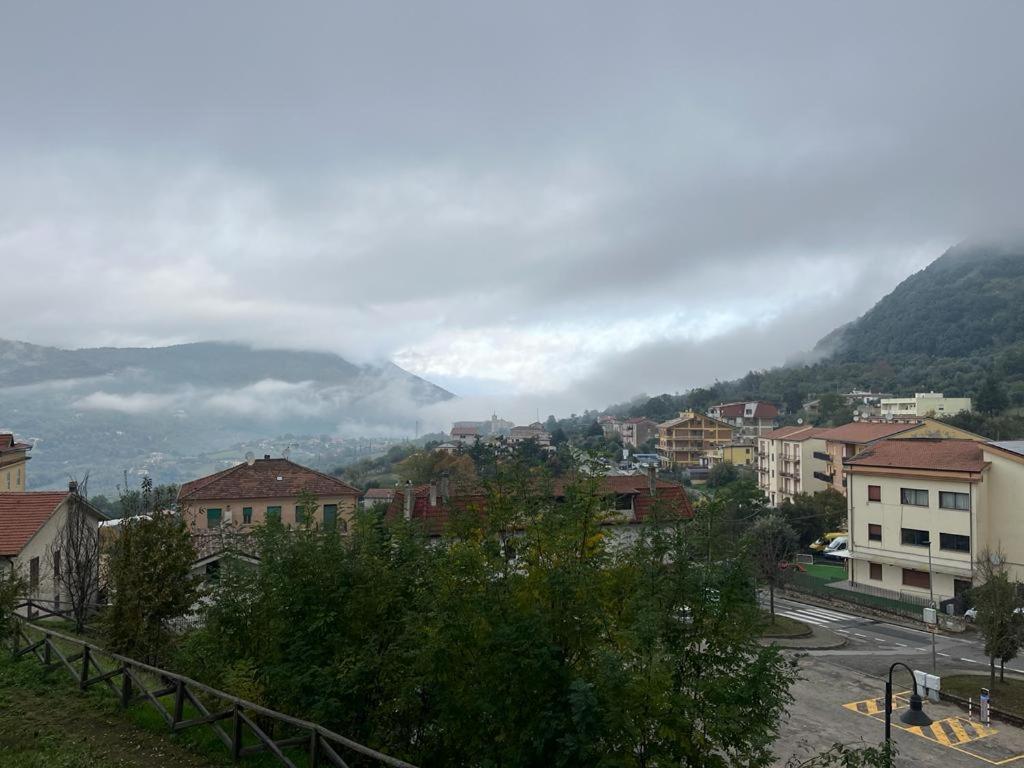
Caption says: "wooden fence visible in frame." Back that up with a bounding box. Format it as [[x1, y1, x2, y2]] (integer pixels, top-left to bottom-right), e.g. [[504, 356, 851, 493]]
[[10, 601, 418, 768]]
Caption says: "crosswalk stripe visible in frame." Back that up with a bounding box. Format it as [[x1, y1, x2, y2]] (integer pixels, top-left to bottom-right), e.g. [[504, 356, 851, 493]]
[[788, 608, 842, 622], [795, 607, 854, 621], [779, 611, 829, 626]]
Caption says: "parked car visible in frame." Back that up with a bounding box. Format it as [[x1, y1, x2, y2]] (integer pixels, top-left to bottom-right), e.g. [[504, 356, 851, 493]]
[[821, 536, 848, 560], [964, 606, 1024, 623], [810, 531, 847, 553]]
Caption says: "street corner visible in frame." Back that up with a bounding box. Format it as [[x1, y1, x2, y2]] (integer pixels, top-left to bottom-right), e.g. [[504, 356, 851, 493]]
[[842, 692, 1024, 764]]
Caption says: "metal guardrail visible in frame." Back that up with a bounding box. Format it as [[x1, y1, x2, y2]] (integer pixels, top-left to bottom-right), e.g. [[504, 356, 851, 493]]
[[10, 601, 417, 768]]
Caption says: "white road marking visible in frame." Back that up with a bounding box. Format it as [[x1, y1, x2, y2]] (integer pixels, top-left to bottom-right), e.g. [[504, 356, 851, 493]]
[[874, 638, 887, 642], [937, 652, 950, 657], [836, 629, 850, 634], [895, 643, 908, 647], [778, 611, 828, 627], [961, 658, 980, 663], [853, 633, 867, 638]]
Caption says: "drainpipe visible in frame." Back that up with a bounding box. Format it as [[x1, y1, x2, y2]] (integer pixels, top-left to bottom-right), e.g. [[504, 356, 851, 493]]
[[429, 481, 438, 508]]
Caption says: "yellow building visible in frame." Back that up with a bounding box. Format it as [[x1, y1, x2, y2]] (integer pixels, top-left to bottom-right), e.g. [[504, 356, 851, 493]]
[[704, 441, 756, 468], [657, 411, 733, 468], [846, 438, 1024, 602], [178, 456, 362, 532], [0, 434, 31, 493]]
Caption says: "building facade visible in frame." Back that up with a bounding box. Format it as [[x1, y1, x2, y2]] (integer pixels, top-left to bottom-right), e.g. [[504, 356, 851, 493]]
[[880, 392, 972, 418], [657, 411, 734, 468], [757, 426, 829, 506], [178, 456, 362, 532], [508, 423, 552, 447], [601, 417, 658, 448], [704, 441, 756, 468], [707, 402, 779, 439], [0, 434, 31, 493]]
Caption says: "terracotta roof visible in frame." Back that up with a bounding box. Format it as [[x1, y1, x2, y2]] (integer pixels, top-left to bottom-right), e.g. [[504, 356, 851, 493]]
[[362, 488, 395, 500], [762, 425, 823, 441], [815, 421, 918, 444], [0, 491, 69, 556], [845, 439, 987, 473], [711, 401, 780, 420], [385, 476, 693, 536], [178, 458, 361, 502], [0, 434, 31, 454]]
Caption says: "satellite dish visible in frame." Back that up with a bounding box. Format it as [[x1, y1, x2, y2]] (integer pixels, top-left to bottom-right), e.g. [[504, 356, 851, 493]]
[[853, 414, 860, 422], [245, 451, 255, 466], [282, 446, 291, 460], [885, 412, 894, 422], [797, 418, 804, 425]]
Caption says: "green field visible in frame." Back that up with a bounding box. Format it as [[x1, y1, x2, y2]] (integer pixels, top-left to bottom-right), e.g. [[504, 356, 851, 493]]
[[801, 563, 847, 583], [759, 611, 812, 638], [943, 674, 1024, 718]]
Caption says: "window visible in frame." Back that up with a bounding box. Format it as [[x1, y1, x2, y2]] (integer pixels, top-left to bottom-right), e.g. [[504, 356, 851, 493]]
[[53, 550, 60, 583], [323, 504, 338, 530], [902, 569, 930, 589], [29, 557, 39, 593], [900, 488, 928, 506], [242, 507, 252, 524], [869, 563, 883, 581], [868, 485, 881, 502], [206, 508, 222, 528], [954, 578, 973, 598], [266, 506, 282, 523], [939, 491, 970, 511], [901, 528, 930, 547], [295, 505, 306, 524], [940, 532, 971, 553], [868, 524, 882, 542]]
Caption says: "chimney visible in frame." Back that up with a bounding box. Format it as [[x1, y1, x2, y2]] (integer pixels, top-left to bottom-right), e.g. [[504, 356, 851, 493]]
[[647, 464, 657, 497], [68, 480, 78, 495], [429, 481, 438, 507], [440, 471, 450, 503], [264, 454, 270, 460], [403, 480, 414, 520]]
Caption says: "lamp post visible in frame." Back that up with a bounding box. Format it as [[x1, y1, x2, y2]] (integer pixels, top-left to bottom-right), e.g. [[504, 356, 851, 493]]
[[925, 539, 937, 673], [886, 661, 932, 743]]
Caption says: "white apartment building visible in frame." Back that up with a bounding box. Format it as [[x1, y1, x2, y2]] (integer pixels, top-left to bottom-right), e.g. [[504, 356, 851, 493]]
[[846, 438, 1024, 603], [757, 426, 831, 506], [879, 392, 972, 418]]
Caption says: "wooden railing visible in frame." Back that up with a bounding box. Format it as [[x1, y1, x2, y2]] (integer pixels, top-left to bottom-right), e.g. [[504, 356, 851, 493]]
[[10, 602, 417, 768]]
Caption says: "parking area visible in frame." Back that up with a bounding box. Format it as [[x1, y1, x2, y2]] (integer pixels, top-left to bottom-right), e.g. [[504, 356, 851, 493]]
[[775, 655, 1024, 767]]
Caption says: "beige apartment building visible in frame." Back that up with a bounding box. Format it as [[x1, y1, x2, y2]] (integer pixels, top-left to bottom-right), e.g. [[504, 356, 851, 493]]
[[178, 456, 361, 532], [846, 438, 1024, 603], [757, 426, 830, 506], [707, 401, 779, 440], [817, 418, 985, 495], [0, 434, 31, 493], [657, 411, 733, 468], [880, 392, 972, 418]]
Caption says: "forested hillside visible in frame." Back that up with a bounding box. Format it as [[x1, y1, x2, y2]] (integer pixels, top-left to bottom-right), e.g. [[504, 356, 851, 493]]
[[616, 242, 1024, 425]]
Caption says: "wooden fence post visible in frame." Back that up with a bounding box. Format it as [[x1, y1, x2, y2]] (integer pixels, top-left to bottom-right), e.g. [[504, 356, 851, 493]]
[[310, 730, 320, 767], [232, 703, 243, 762], [173, 680, 186, 727], [121, 665, 133, 708], [80, 646, 90, 690], [43, 634, 52, 667]]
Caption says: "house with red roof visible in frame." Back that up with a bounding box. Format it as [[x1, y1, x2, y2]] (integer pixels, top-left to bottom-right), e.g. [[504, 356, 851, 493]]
[[842, 437, 1024, 605], [0, 433, 32, 493], [177, 455, 362, 532], [707, 402, 779, 440], [0, 482, 106, 603], [384, 472, 693, 538], [756, 425, 830, 506]]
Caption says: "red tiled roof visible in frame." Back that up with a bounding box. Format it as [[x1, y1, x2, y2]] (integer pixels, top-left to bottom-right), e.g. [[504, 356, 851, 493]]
[[815, 421, 918, 444], [762, 425, 823, 441], [845, 439, 987, 473], [0, 491, 68, 556], [178, 458, 361, 502], [712, 402, 780, 420], [385, 476, 693, 536], [362, 488, 394, 500], [0, 434, 31, 454]]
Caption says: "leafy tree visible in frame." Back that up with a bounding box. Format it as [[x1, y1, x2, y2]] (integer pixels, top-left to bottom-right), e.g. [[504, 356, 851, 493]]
[[116, 474, 179, 518], [745, 514, 798, 619], [976, 371, 1010, 415], [707, 460, 740, 488], [585, 419, 604, 437], [0, 568, 26, 644], [972, 550, 1023, 686], [815, 393, 852, 427], [104, 511, 199, 664], [778, 490, 846, 549]]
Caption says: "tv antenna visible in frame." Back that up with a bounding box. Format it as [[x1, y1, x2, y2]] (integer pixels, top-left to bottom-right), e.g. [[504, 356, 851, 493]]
[[282, 446, 291, 460], [245, 451, 256, 466]]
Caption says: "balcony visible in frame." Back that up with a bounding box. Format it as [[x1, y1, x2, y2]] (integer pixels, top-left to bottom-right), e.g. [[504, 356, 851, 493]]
[[813, 471, 831, 483], [812, 451, 830, 462]]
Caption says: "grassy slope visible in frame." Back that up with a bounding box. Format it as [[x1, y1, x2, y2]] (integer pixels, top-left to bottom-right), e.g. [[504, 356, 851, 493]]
[[759, 612, 812, 638], [943, 674, 1024, 718]]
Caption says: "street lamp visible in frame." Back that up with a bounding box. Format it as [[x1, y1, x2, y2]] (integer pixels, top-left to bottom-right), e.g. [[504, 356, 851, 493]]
[[924, 539, 936, 673], [886, 661, 932, 743]]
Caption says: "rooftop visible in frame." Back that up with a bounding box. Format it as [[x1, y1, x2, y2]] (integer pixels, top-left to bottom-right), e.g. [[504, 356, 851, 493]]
[[762, 425, 823, 441], [814, 421, 919, 444], [0, 491, 69, 556], [178, 457, 361, 502], [0, 434, 31, 454], [845, 438, 987, 473]]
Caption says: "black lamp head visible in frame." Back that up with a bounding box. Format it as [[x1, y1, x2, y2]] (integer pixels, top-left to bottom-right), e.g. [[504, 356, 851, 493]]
[[899, 692, 933, 728]]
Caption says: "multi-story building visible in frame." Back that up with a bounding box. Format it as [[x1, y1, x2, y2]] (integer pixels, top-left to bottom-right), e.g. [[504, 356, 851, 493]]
[[601, 417, 659, 448], [707, 402, 779, 439], [704, 441, 756, 468], [0, 434, 31, 493], [845, 438, 1024, 602], [178, 455, 362, 532], [817, 418, 986, 495], [880, 392, 972, 418], [509, 423, 552, 447], [757, 426, 830, 506], [657, 411, 733, 468]]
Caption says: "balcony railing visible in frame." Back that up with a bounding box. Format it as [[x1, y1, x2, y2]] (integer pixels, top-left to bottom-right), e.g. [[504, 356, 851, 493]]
[[812, 451, 830, 462], [813, 471, 831, 483]]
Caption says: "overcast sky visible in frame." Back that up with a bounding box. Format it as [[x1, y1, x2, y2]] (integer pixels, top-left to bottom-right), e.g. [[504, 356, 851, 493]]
[[3, 2, 1023, 416]]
